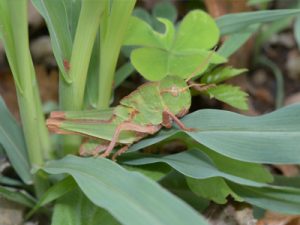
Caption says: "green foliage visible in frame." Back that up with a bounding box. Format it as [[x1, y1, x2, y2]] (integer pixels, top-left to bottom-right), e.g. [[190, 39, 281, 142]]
[[0, 186, 35, 208], [217, 25, 259, 58], [124, 148, 300, 213], [186, 177, 242, 204], [97, 1, 136, 109], [229, 182, 300, 215], [132, 1, 177, 32], [217, 9, 300, 35], [0, 0, 51, 176], [124, 164, 171, 181], [216, 9, 300, 58], [52, 188, 120, 225], [294, 16, 300, 49], [129, 104, 300, 164], [0, 98, 31, 184], [206, 85, 249, 110], [125, 150, 272, 186], [31, 0, 81, 83], [201, 67, 247, 84], [26, 176, 77, 219], [44, 156, 209, 225], [124, 10, 225, 81], [1, 0, 300, 223], [152, 1, 177, 25]]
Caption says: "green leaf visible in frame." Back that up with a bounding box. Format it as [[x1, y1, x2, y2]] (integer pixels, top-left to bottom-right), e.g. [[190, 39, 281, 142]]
[[44, 156, 209, 225], [84, 32, 100, 108], [129, 104, 300, 164], [129, 129, 179, 152], [294, 16, 300, 49], [218, 27, 256, 58], [0, 98, 31, 184], [201, 67, 247, 84], [186, 177, 242, 204], [0, 186, 35, 208], [52, 188, 120, 225], [217, 9, 300, 35], [125, 150, 269, 187], [173, 10, 219, 51], [196, 145, 273, 183], [229, 182, 300, 215], [97, 0, 136, 109], [124, 16, 169, 48], [131, 48, 226, 81], [0, 144, 5, 156], [0, 176, 23, 187], [133, 7, 153, 25], [0, 1, 24, 93], [273, 175, 300, 189], [26, 176, 77, 219], [256, 56, 284, 108], [247, 0, 273, 5], [32, 0, 81, 83], [114, 62, 135, 89], [160, 172, 210, 212], [124, 164, 171, 181], [206, 84, 249, 110], [152, 1, 177, 23], [256, 17, 292, 48], [124, 10, 224, 81]]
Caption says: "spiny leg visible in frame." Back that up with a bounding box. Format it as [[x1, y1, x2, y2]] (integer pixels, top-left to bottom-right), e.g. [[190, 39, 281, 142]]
[[100, 122, 161, 158], [163, 110, 197, 132]]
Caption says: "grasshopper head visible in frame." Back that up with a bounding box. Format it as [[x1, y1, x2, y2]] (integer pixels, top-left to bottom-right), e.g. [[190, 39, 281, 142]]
[[159, 76, 191, 117]]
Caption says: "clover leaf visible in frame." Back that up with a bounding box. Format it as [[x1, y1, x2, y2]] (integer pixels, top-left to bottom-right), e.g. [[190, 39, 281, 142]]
[[124, 10, 226, 81]]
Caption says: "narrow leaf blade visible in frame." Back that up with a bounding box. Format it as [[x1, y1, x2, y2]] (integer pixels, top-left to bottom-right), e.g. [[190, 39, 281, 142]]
[[229, 182, 300, 215], [32, 0, 81, 82], [0, 98, 31, 184], [125, 150, 268, 187], [217, 9, 300, 35], [0, 186, 35, 208]]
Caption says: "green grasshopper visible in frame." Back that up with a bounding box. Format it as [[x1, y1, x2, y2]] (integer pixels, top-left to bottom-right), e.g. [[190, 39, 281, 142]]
[[47, 52, 217, 159]]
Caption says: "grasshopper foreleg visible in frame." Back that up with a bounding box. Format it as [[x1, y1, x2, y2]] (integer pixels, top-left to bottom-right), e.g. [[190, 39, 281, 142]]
[[100, 122, 161, 158], [163, 110, 196, 132]]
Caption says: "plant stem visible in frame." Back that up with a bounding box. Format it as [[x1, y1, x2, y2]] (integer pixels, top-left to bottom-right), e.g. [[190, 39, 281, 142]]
[[97, 0, 136, 109], [59, 1, 106, 155], [0, 0, 51, 197]]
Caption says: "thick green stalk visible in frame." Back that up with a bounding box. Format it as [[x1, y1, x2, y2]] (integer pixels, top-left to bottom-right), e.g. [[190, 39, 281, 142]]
[[97, 0, 136, 109], [0, 0, 51, 197], [60, 1, 105, 111], [59, 1, 106, 155]]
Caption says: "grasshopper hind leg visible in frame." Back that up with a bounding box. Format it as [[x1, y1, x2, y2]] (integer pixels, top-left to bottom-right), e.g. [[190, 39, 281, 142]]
[[112, 145, 130, 161], [100, 122, 161, 158]]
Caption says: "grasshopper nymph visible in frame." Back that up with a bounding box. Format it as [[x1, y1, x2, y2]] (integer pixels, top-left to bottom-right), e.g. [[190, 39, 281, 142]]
[[47, 52, 215, 159]]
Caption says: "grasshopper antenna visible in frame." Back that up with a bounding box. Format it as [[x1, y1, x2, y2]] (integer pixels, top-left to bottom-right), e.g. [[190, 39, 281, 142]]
[[185, 46, 218, 82]]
